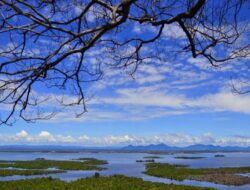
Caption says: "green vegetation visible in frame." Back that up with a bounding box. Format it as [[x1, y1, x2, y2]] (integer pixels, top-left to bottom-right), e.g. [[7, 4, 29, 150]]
[[214, 155, 225, 157], [73, 158, 108, 165], [145, 163, 250, 185], [0, 158, 107, 171], [174, 156, 205, 159], [144, 156, 162, 159], [0, 169, 64, 177], [0, 175, 213, 190]]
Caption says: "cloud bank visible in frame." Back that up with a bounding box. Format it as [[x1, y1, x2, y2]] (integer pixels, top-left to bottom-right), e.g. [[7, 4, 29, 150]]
[[1, 130, 250, 147]]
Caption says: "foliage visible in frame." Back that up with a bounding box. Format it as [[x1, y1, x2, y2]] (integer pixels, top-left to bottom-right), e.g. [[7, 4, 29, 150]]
[[145, 163, 250, 185], [0, 158, 107, 171], [144, 156, 162, 159], [0, 175, 213, 190], [136, 159, 155, 163], [73, 158, 108, 165], [94, 172, 100, 178], [0, 169, 64, 177]]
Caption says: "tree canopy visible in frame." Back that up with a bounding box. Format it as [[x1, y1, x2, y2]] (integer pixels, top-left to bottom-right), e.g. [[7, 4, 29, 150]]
[[0, 0, 249, 125]]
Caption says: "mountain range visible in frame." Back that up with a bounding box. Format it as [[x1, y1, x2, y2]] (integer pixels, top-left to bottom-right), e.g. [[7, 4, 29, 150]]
[[121, 144, 250, 152], [0, 144, 249, 152]]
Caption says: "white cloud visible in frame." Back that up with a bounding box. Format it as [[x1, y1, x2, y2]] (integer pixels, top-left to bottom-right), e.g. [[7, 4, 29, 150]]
[[193, 91, 250, 114], [187, 57, 212, 70], [1, 131, 250, 147], [1, 45, 248, 124], [33, 86, 250, 123], [16, 130, 28, 138], [103, 87, 187, 108], [113, 88, 250, 114], [162, 24, 186, 39], [135, 73, 165, 84], [38, 131, 56, 142]]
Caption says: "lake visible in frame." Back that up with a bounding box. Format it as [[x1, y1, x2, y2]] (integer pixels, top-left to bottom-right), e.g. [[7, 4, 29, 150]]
[[0, 151, 249, 190]]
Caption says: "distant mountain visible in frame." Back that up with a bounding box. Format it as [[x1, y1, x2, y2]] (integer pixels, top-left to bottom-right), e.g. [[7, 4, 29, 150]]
[[0, 144, 250, 152], [0, 145, 120, 152], [121, 144, 250, 152], [122, 143, 173, 151]]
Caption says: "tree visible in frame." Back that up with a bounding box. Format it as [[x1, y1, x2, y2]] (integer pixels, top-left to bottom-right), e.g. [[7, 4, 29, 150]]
[[0, 0, 249, 125]]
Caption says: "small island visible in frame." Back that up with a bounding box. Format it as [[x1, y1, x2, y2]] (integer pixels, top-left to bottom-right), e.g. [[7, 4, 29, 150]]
[[136, 159, 155, 163], [174, 156, 205, 159], [145, 162, 250, 186], [143, 156, 162, 159], [214, 154, 225, 158], [0, 158, 108, 177], [72, 158, 108, 165]]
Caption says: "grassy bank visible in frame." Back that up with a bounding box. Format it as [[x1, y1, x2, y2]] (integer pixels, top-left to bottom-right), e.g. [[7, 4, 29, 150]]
[[0, 169, 64, 177], [0, 158, 107, 171], [73, 158, 108, 165], [144, 156, 162, 159], [136, 159, 155, 163], [145, 163, 250, 185], [0, 175, 213, 190]]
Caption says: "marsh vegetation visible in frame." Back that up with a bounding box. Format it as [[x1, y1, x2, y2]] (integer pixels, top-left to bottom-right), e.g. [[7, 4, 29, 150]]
[[72, 158, 108, 165], [0, 158, 107, 172], [0, 152, 249, 189], [0, 169, 64, 177], [136, 159, 155, 163], [0, 175, 213, 190], [145, 163, 250, 185], [144, 156, 162, 159]]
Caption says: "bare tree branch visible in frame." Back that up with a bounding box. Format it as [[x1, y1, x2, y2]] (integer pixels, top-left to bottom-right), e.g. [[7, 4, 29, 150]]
[[0, 0, 249, 125]]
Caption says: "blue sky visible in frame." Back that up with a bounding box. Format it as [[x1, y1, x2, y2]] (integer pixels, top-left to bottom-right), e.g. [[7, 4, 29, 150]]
[[0, 3, 250, 147], [1, 47, 250, 146]]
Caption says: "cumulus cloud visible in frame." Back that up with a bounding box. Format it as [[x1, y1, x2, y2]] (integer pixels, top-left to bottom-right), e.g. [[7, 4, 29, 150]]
[[38, 131, 56, 142], [16, 130, 28, 138], [0, 130, 250, 147]]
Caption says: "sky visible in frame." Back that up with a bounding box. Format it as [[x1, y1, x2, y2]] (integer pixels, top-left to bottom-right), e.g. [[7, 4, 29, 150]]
[[0, 2, 250, 147]]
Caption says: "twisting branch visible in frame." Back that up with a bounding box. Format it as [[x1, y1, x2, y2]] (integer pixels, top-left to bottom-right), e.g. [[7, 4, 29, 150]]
[[0, 0, 249, 125]]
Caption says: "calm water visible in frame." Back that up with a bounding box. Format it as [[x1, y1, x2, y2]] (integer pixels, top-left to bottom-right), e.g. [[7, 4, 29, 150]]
[[0, 151, 250, 190]]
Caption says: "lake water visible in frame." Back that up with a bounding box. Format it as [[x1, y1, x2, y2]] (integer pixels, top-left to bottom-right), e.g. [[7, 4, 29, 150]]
[[0, 151, 250, 190]]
